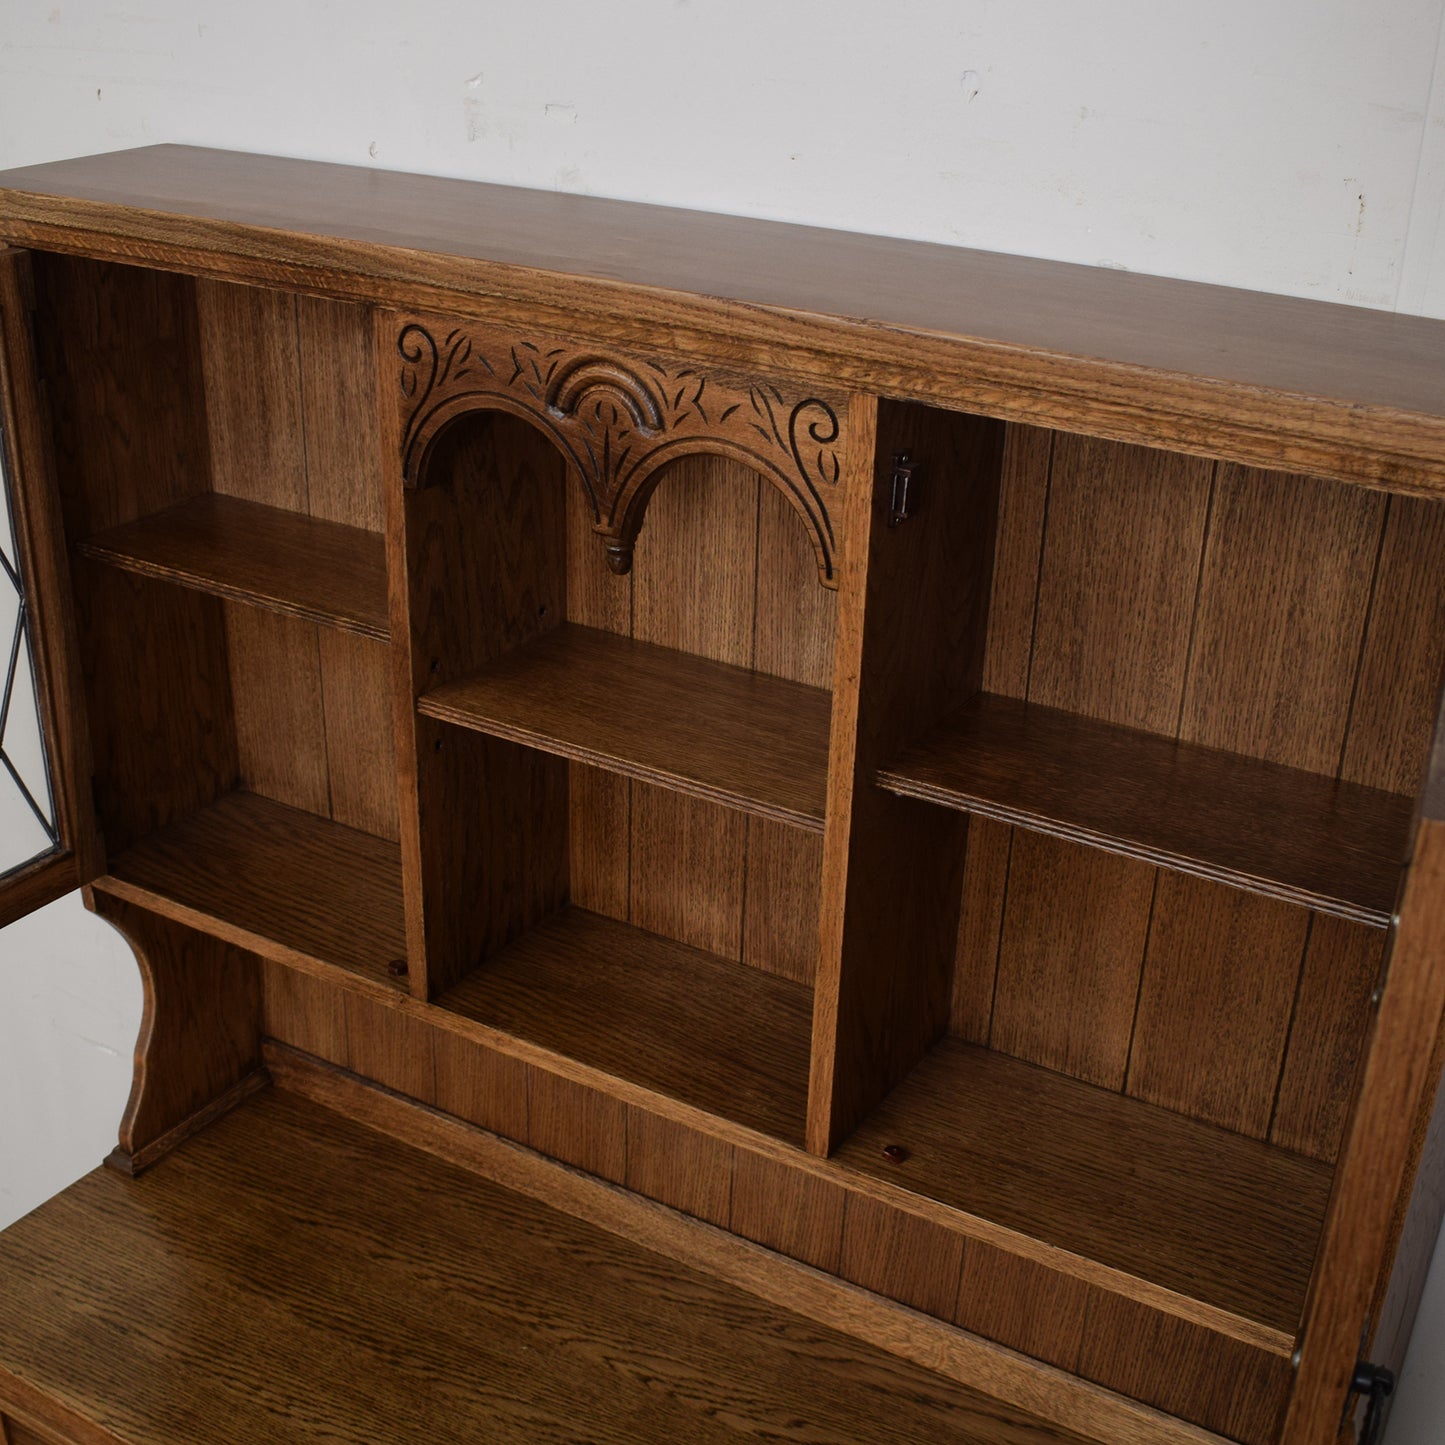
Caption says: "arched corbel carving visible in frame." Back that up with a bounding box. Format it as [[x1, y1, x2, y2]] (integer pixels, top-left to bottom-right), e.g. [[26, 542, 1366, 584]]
[[396, 319, 847, 587]]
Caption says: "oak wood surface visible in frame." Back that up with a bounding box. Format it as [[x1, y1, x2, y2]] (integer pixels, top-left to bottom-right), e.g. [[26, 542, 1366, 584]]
[[419, 622, 830, 831], [2, 147, 1444, 496], [439, 905, 812, 1145], [832, 1037, 1331, 1345], [264, 1045, 1232, 1445], [77, 495, 389, 639], [95, 790, 406, 995], [881, 691, 1411, 926], [0, 1086, 1115, 1445]]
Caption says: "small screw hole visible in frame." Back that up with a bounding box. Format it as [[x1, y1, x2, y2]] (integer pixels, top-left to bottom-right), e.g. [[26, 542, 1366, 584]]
[[881, 1144, 909, 1165], [387, 958, 409, 979]]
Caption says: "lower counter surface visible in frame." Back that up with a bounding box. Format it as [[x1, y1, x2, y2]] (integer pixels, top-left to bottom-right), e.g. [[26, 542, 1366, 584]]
[[0, 1084, 1103, 1445]]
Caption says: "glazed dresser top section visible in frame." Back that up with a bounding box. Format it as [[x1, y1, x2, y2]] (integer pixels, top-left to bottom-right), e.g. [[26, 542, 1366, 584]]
[[0, 144, 1441, 494]]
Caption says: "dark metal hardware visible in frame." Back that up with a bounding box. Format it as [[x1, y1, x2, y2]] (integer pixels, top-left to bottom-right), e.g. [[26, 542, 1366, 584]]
[[888, 451, 920, 527], [1351, 1360, 1395, 1445]]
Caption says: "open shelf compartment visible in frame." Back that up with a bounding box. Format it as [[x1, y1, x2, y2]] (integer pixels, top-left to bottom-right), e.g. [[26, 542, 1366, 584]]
[[78, 494, 389, 640], [878, 691, 1412, 926], [420, 622, 830, 830]]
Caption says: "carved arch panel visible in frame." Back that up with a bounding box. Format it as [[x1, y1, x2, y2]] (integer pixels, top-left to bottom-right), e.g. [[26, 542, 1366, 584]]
[[395, 317, 848, 588]]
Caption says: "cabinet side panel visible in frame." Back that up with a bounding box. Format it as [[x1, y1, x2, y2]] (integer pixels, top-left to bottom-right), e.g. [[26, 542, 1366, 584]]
[[31, 255, 210, 537], [78, 566, 239, 855]]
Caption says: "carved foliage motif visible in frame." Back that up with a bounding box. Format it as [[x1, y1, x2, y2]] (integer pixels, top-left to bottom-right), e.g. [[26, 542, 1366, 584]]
[[397, 319, 846, 586]]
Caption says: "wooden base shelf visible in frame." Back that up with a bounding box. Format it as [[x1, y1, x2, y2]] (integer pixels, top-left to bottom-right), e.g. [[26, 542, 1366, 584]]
[[418, 623, 831, 830], [96, 791, 406, 995], [439, 907, 813, 1146], [77, 494, 390, 640], [878, 692, 1412, 925], [834, 1038, 1332, 1347]]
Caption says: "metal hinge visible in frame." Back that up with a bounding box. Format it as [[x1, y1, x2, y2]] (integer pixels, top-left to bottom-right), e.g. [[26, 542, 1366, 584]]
[[888, 451, 920, 527], [1351, 1361, 1395, 1445]]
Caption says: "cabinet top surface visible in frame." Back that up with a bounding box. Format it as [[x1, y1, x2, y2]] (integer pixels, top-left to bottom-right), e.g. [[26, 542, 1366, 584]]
[[1, 144, 1443, 428]]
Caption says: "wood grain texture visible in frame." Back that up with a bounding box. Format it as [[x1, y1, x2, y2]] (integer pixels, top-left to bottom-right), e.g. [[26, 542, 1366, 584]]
[[267, 1046, 1231, 1445], [262, 960, 347, 1062], [87, 891, 262, 1170], [1271, 916, 1384, 1161], [317, 629, 399, 841], [433, 1027, 530, 1141], [989, 835, 1156, 1089], [753, 478, 838, 688], [77, 495, 389, 638], [628, 786, 747, 957], [0, 1087, 1120, 1445], [838, 1194, 965, 1321], [527, 1071, 627, 1183], [1284, 809, 1445, 1444], [294, 294, 382, 531], [1027, 437, 1212, 733], [195, 278, 306, 511], [950, 817, 1013, 1042], [1341, 494, 1445, 794], [342, 990, 437, 1104], [955, 1242, 1094, 1372], [225, 603, 329, 818], [76, 564, 238, 857], [833, 1038, 1329, 1344], [567, 763, 630, 918], [30, 253, 209, 539], [98, 790, 406, 993], [1126, 876, 1309, 1138], [625, 1110, 734, 1227], [440, 907, 811, 1145], [981, 424, 1052, 698], [1180, 463, 1386, 772], [729, 1150, 845, 1274], [1077, 1296, 1290, 1445], [811, 399, 1002, 1153], [6, 147, 1445, 494], [880, 691, 1411, 926], [740, 817, 823, 984], [419, 623, 831, 830]]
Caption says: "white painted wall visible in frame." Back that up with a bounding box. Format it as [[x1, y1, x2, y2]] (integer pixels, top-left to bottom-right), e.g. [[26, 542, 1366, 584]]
[[1, 2, 1443, 1436]]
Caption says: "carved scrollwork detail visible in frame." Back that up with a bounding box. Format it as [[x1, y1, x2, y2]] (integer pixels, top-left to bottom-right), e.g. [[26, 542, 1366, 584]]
[[396, 319, 845, 587]]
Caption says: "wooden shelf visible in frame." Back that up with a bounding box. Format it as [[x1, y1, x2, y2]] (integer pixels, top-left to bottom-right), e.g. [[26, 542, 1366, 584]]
[[878, 692, 1412, 925], [834, 1038, 1332, 1342], [439, 907, 813, 1145], [96, 791, 406, 995], [78, 494, 390, 640], [419, 623, 831, 830]]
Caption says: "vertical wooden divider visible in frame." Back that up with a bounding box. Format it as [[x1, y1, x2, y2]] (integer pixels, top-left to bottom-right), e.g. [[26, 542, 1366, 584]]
[[809, 397, 1005, 1154], [376, 309, 431, 1000]]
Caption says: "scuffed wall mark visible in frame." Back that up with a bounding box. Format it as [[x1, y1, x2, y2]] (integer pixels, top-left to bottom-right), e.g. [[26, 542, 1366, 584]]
[[960, 70, 980, 102], [95, 87, 100, 100], [544, 102, 576, 122], [48, 8, 61, 20], [464, 71, 486, 142], [369, 141, 379, 159], [1356, 191, 1367, 236]]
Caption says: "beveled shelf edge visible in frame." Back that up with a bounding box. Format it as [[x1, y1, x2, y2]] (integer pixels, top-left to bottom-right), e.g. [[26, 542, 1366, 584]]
[[417, 696, 828, 834], [91, 878, 1293, 1356], [875, 774, 1393, 929], [263, 1042, 1230, 1445], [77, 539, 391, 642]]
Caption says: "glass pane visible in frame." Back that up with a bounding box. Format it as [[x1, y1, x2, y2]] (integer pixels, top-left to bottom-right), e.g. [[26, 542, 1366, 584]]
[[0, 406, 60, 880]]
